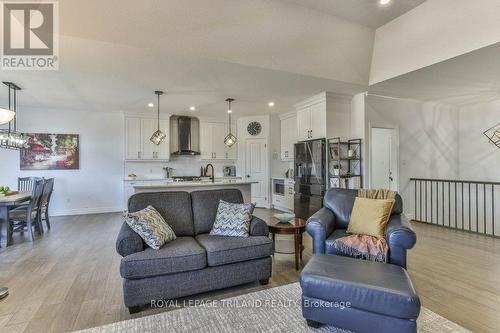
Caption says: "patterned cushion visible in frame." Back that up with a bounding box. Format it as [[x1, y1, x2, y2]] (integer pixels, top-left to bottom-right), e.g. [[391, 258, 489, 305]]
[[210, 200, 254, 237], [124, 205, 176, 250]]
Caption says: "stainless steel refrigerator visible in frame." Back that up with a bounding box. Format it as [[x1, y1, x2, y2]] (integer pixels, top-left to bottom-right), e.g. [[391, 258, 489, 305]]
[[294, 139, 326, 220]]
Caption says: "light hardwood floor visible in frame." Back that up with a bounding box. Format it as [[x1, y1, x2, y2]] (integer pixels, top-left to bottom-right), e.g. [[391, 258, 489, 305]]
[[0, 211, 498, 333]]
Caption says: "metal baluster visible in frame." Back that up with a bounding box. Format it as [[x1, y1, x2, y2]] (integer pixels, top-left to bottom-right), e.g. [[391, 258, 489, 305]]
[[414, 179, 417, 221], [442, 181, 445, 226], [492, 185, 495, 236], [461, 183, 464, 230], [430, 181, 433, 224], [476, 183, 479, 232], [448, 182, 451, 227], [454, 182, 457, 228], [469, 183, 471, 232], [425, 181, 428, 223], [484, 184, 487, 234], [420, 180, 423, 222]]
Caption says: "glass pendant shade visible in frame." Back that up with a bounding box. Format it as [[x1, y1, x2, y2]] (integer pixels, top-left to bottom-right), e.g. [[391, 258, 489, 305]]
[[224, 132, 237, 147], [0, 107, 15, 125], [150, 129, 166, 145], [224, 98, 237, 147], [150, 90, 166, 146]]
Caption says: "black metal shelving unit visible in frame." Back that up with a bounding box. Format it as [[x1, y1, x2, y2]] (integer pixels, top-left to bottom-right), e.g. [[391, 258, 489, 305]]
[[327, 138, 362, 189]]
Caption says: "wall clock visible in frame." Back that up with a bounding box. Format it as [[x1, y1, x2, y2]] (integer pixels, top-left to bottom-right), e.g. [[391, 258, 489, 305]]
[[247, 121, 262, 136]]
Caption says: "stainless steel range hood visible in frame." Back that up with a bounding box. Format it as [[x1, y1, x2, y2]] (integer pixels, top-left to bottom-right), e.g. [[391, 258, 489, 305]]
[[170, 115, 200, 155]]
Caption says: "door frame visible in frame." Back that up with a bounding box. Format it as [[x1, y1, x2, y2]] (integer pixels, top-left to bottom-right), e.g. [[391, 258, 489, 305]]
[[369, 124, 399, 192], [243, 137, 270, 208]]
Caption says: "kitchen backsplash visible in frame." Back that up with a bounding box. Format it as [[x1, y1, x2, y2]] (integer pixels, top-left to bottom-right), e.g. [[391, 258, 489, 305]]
[[124, 156, 236, 179]]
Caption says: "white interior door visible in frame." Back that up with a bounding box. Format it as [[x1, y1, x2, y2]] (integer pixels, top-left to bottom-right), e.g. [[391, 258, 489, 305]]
[[371, 127, 398, 191], [245, 138, 268, 207]]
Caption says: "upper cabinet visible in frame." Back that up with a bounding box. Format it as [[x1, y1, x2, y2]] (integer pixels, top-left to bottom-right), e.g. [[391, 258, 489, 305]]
[[295, 92, 351, 142], [125, 117, 142, 160], [200, 121, 237, 160], [296, 102, 327, 141], [125, 116, 170, 161], [280, 113, 297, 161]]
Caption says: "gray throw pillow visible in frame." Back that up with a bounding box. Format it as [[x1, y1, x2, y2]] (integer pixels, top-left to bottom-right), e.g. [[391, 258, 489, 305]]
[[124, 205, 176, 250], [210, 200, 255, 237]]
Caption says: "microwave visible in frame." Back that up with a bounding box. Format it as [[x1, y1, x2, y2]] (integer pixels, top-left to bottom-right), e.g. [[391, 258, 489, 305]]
[[273, 179, 285, 196]]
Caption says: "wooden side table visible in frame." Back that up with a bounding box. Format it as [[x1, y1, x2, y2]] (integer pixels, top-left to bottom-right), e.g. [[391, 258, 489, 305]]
[[268, 217, 306, 270]]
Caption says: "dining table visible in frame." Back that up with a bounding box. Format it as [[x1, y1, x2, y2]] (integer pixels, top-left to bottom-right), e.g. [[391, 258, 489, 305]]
[[0, 191, 31, 247]]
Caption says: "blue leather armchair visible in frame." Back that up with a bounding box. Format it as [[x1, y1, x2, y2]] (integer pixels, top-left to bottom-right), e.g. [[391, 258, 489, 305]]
[[306, 188, 416, 268]]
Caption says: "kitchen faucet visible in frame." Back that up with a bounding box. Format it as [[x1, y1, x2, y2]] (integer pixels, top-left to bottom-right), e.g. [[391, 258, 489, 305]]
[[205, 164, 215, 183]]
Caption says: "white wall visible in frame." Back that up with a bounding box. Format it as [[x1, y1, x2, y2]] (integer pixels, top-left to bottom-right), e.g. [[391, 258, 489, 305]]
[[350, 93, 367, 187], [365, 95, 459, 216], [370, 0, 500, 84], [0, 108, 124, 216], [458, 100, 500, 181]]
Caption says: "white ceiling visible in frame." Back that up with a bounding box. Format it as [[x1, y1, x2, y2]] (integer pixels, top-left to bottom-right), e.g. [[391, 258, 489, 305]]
[[368, 42, 500, 107], [0, 0, 426, 118], [283, 0, 427, 28]]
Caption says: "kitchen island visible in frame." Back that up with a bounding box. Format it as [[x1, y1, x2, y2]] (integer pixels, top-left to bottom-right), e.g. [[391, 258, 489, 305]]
[[133, 180, 257, 203]]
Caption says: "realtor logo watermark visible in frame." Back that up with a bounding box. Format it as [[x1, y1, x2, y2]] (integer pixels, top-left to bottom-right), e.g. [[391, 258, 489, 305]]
[[1, 0, 59, 70]]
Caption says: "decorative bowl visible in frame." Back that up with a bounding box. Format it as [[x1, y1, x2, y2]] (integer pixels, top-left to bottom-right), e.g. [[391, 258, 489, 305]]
[[274, 213, 295, 223]]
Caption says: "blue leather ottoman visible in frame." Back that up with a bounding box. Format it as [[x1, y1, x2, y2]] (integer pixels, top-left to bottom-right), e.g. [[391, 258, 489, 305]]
[[300, 255, 420, 333]]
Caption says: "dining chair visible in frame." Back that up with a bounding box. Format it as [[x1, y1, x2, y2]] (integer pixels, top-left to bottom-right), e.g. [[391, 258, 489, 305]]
[[38, 178, 54, 230], [18, 177, 43, 192], [9, 179, 44, 242]]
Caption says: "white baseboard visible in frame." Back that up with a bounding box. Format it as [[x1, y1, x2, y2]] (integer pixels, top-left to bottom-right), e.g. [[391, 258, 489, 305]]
[[50, 206, 123, 217]]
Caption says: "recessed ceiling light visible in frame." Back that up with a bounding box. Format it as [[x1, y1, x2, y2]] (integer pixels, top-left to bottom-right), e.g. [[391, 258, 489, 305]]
[[147, 102, 154, 108], [380, 0, 391, 5], [189, 106, 196, 111], [268, 102, 275, 107]]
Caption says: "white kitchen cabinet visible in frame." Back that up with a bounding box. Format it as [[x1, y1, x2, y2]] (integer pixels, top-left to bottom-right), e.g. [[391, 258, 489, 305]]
[[200, 122, 213, 160], [140, 118, 156, 160], [296, 108, 311, 141], [280, 113, 297, 161], [296, 103, 326, 141], [212, 122, 226, 160], [125, 116, 170, 161], [294, 92, 349, 142], [125, 117, 141, 160], [309, 103, 327, 140], [200, 121, 237, 160]]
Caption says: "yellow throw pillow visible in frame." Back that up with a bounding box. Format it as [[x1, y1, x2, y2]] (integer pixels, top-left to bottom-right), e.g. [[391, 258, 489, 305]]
[[347, 197, 395, 238]]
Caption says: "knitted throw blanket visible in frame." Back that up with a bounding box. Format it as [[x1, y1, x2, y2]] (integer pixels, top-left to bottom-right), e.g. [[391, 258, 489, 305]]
[[333, 234, 389, 263], [332, 189, 396, 263]]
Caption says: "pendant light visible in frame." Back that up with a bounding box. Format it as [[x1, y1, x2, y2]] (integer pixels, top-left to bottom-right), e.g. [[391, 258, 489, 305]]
[[224, 98, 237, 147], [0, 82, 27, 150], [0, 81, 16, 125], [150, 90, 166, 145], [483, 123, 500, 149]]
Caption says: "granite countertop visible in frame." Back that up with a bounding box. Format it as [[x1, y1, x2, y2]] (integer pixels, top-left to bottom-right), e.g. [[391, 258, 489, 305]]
[[133, 180, 257, 189], [124, 177, 242, 182]]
